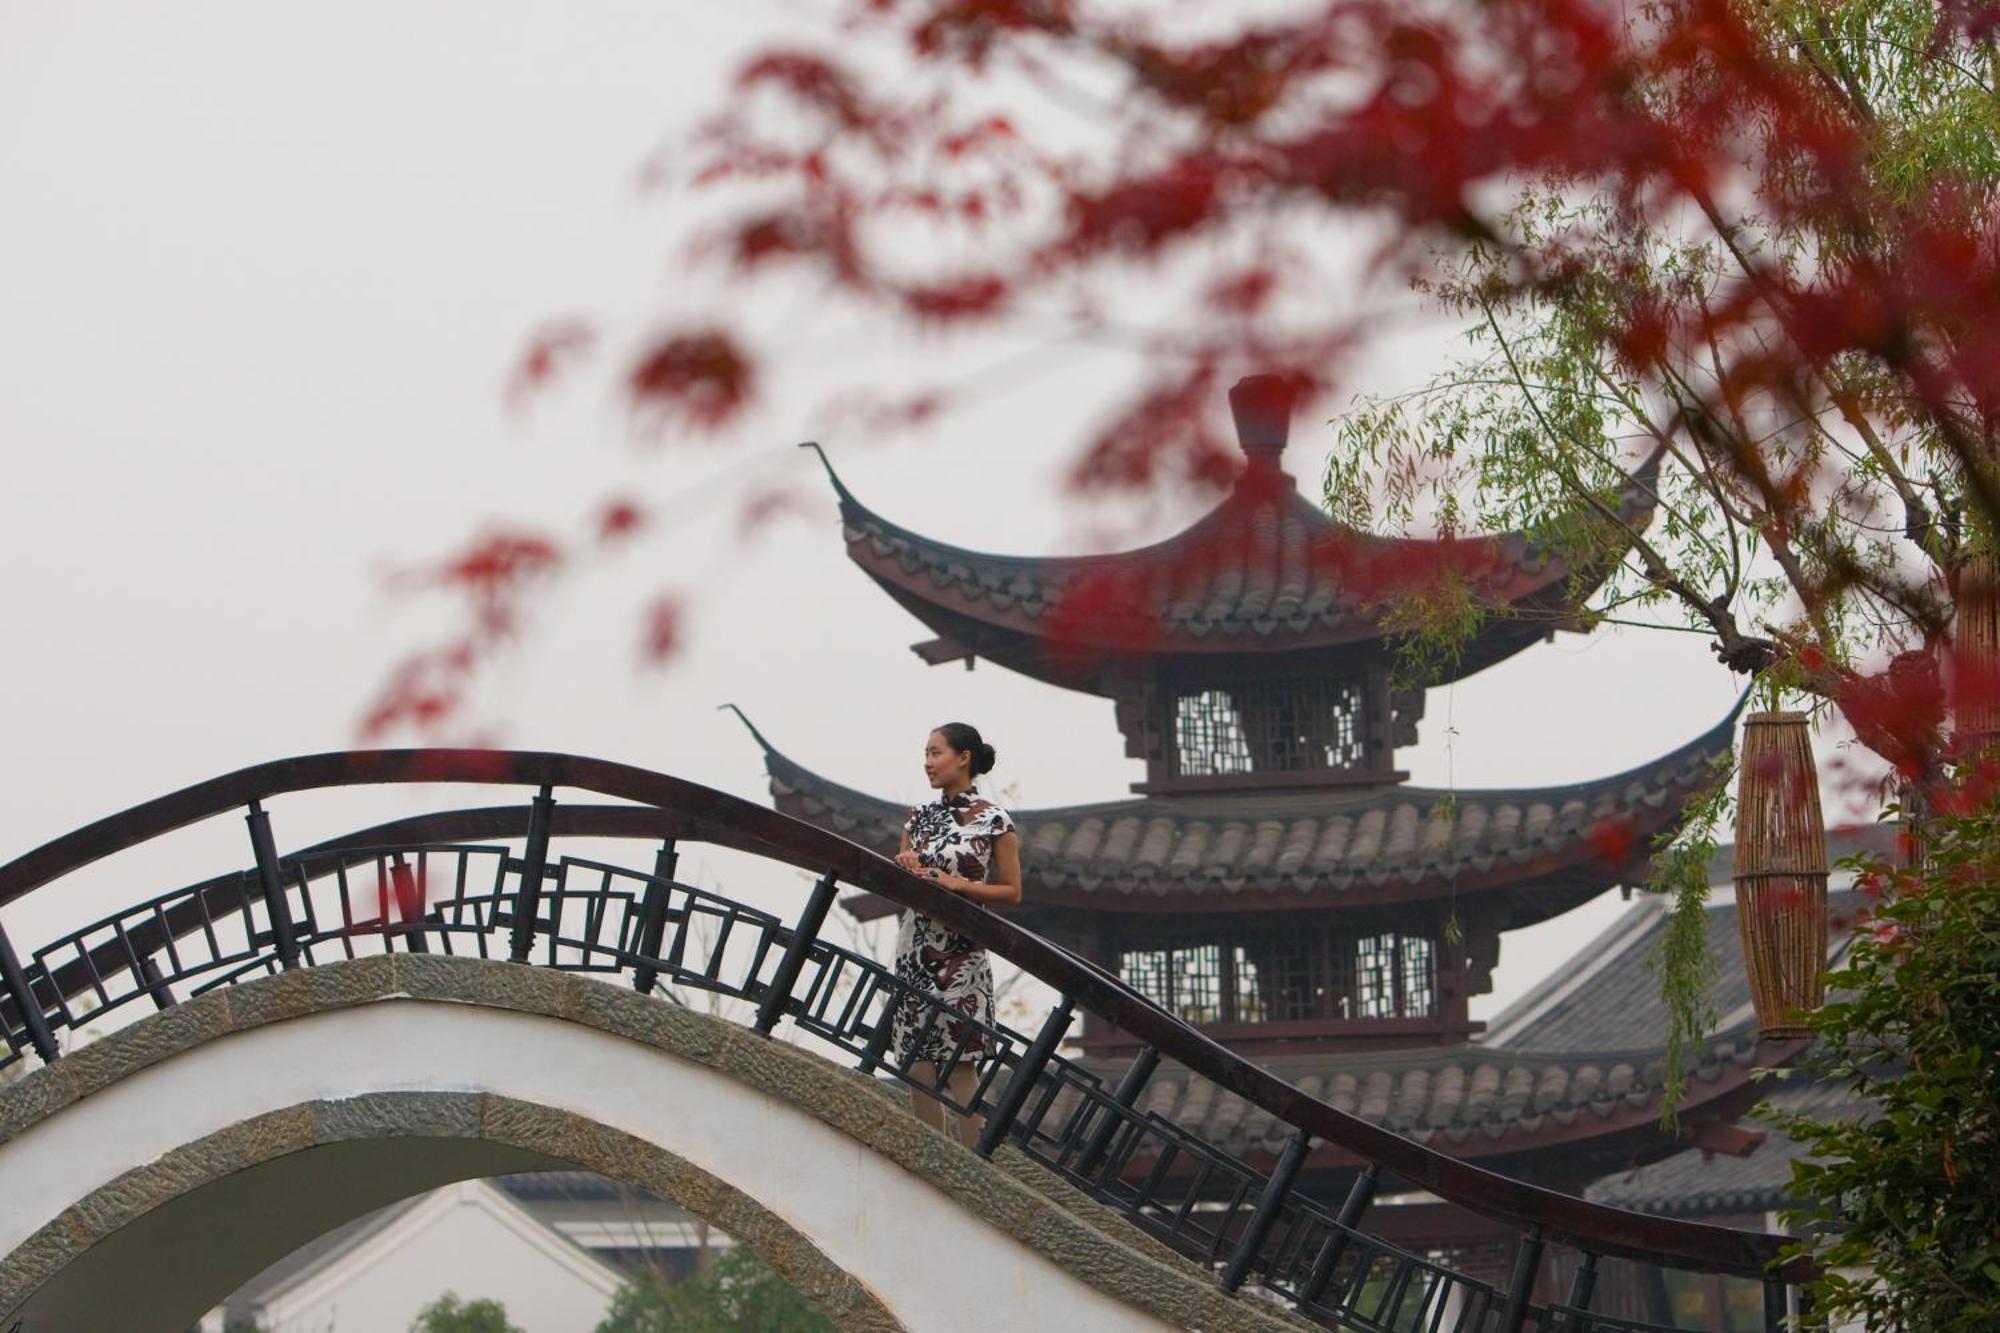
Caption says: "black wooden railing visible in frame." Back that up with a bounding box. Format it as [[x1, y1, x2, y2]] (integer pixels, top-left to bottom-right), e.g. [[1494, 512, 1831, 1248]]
[[0, 752, 1804, 1332]]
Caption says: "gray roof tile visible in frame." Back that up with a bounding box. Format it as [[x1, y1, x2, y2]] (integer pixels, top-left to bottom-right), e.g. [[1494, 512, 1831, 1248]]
[[1485, 868, 1886, 1052], [1585, 1081, 1875, 1218], [751, 701, 1740, 909], [1079, 1035, 1767, 1160], [833, 462, 1656, 655]]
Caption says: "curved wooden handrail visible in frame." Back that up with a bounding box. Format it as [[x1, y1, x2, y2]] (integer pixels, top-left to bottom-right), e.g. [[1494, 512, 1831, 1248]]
[[0, 750, 1801, 1279]]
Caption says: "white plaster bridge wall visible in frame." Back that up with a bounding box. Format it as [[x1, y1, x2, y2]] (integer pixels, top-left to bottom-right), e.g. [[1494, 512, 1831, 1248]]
[[0, 958, 1307, 1333]]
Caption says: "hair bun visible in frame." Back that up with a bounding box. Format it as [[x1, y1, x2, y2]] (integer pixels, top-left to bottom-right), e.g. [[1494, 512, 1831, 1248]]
[[933, 722, 998, 777]]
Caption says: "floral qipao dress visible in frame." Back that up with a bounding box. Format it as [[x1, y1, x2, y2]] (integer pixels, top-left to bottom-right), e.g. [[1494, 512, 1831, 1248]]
[[891, 786, 1016, 1068]]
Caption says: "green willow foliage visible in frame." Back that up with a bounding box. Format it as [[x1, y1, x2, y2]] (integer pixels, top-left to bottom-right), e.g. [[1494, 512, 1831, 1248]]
[[1322, 0, 2000, 1115], [1644, 767, 1732, 1130], [1764, 810, 2000, 1328]]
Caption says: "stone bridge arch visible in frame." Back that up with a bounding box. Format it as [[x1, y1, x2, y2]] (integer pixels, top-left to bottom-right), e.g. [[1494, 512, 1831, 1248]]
[[0, 750, 1808, 1332], [0, 956, 1297, 1333]]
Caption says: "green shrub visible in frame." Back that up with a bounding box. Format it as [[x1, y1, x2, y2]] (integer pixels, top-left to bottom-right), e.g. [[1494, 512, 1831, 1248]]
[[1769, 804, 2000, 1330], [409, 1293, 524, 1333], [596, 1248, 833, 1333]]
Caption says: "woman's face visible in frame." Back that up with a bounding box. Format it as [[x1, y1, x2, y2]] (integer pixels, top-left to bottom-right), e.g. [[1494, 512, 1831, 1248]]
[[923, 731, 968, 788]]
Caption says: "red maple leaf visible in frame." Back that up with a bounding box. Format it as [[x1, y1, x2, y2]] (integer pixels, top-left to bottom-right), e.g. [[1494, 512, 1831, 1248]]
[[628, 330, 755, 433]]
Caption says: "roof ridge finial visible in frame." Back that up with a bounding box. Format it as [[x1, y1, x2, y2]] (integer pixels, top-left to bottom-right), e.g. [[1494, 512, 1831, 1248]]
[[797, 441, 856, 503], [1724, 682, 1757, 727], [717, 702, 781, 755], [1618, 445, 1667, 526], [1228, 374, 1295, 470]]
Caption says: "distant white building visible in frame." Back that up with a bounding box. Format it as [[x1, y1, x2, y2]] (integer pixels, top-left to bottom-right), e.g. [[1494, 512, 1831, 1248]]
[[204, 1174, 723, 1333]]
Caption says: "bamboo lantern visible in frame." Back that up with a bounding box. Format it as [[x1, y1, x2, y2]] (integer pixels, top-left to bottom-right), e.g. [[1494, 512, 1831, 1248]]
[[1734, 711, 1829, 1040], [1956, 552, 2000, 760]]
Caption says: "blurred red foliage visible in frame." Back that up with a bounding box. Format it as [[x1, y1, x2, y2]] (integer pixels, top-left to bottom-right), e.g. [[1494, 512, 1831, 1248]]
[[373, 0, 2000, 783], [508, 320, 595, 406], [642, 594, 686, 664], [597, 498, 647, 545], [1584, 814, 1639, 867], [628, 331, 755, 433]]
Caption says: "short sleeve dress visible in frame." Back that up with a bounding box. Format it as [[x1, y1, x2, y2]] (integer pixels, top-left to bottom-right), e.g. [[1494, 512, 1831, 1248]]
[[890, 786, 1016, 1068]]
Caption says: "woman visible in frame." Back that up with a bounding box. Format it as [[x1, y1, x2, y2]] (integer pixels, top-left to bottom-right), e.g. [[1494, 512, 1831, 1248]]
[[890, 721, 1023, 1149]]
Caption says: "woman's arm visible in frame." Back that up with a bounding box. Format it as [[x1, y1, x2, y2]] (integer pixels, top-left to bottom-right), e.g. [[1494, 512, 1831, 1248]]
[[929, 831, 1022, 907], [894, 826, 922, 872]]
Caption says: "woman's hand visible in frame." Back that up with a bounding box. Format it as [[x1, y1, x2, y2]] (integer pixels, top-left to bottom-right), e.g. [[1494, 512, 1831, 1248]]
[[896, 849, 966, 890]]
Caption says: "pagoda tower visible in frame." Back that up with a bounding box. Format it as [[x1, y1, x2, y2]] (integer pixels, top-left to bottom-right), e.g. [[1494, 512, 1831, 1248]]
[[743, 376, 1735, 1064]]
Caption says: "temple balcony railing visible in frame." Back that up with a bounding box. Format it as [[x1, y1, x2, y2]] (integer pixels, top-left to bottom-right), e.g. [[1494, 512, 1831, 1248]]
[[0, 751, 1806, 1333]]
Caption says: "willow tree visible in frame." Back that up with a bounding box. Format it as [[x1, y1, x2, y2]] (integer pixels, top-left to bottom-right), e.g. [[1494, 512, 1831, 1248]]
[[1329, 0, 1998, 721], [1319, 0, 2000, 1084]]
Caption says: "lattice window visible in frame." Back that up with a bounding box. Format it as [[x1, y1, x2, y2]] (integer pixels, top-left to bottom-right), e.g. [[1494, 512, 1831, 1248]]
[[1119, 947, 1173, 1011], [1232, 933, 1328, 1022], [1230, 943, 1267, 1021], [1400, 934, 1436, 1017], [1174, 690, 1252, 776], [1171, 677, 1367, 777], [1171, 944, 1222, 1025], [1118, 943, 1222, 1026], [1123, 929, 1428, 1026], [1355, 932, 1397, 1018]]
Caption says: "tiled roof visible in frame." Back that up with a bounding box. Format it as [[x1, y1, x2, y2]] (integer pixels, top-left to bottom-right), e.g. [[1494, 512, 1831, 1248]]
[[1085, 1031, 1768, 1163], [1485, 884, 1876, 1052], [1486, 876, 1887, 1215], [741, 697, 1740, 914], [1585, 1080, 1873, 1219], [809, 436, 1657, 674]]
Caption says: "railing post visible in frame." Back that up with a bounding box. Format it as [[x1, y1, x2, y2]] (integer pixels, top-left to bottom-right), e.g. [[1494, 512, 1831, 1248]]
[[631, 839, 679, 995], [1299, 1162, 1378, 1308], [753, 871, 839, 1035], [0, 922, 58, 1064], [245, 800, 300, 969], [1565, 1251, 1599, 1330], [388, 855, 429, 954], [137, 955, 178, 1011], [856, 979, 898, 1075], [1221, 1128, 1313, 1293], [1498, 1226, 1546, 1333], [976, 998, 1074, 1158], [507, 785, 556, 964], [1076, 1044, 1159, 1175], [1764, 1276, 1787, 1333]]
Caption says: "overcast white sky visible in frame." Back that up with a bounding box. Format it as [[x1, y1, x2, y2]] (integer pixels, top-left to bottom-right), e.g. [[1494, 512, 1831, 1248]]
[[1, 2, 1755, 1032]]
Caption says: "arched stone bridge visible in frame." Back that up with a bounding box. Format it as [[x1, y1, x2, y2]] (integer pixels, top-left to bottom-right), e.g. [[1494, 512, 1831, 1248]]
[[0, 957, 1297, 1332], [0, 752, 1804, 1331]]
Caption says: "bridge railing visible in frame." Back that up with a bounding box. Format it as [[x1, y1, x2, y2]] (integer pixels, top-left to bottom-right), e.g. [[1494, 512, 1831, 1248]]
[[0, 751, 1803, 1332]]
